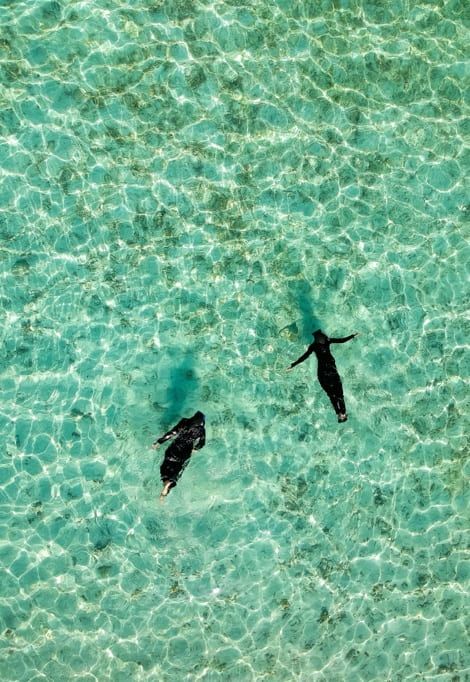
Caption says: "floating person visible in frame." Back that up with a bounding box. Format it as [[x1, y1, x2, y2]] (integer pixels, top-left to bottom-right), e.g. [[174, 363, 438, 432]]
[[152, 411, 206, 499], [287, 330, 357, 423]]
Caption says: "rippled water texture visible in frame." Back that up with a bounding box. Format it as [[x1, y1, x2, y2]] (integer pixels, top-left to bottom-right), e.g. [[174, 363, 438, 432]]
[[0, 1, 469, 680]]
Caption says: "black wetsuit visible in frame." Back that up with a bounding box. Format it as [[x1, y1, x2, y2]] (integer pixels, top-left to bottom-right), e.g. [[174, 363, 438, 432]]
[[289, 331, 356, 421], [154, 411, 206, 490]]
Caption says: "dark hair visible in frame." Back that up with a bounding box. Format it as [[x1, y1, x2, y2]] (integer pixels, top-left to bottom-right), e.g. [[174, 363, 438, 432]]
[[313, 330, 327, 343]]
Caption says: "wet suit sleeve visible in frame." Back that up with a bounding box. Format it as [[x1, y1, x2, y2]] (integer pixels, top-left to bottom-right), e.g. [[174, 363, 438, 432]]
[[194, 431, 206, 450], [153, 418, 187, 446], [288, 344, 315, 369], [329, 334, 357, 344]]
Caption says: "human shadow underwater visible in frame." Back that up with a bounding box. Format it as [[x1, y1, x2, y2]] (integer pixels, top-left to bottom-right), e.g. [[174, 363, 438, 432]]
[[280, 278, 323, 344]]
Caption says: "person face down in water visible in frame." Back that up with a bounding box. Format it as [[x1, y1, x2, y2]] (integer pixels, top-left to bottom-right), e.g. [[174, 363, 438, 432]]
[[152, 411, 206, 499], [287, 329, 357, 423]]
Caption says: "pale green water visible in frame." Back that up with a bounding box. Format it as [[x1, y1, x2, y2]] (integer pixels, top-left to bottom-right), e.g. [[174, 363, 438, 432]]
[[0, 1, 469, 680]]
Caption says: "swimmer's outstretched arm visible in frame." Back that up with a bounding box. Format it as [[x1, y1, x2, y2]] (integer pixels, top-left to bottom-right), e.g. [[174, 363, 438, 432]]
[[152, 418, 187, 449], [286, 344, 314, 370], [152, 432, 174, 449], [329, 333, 358, 344]]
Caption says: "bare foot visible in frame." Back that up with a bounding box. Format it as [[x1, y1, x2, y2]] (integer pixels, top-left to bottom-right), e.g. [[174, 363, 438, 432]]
[[160, 481, 172, 500], [338, 413, 348, 423]]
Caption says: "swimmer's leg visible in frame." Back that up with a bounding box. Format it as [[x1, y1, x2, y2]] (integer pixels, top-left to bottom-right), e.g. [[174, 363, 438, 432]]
[[321, 378, 348, 422], [330, 391, 347, 422], [334, 395, 347, 422], [160, 481, 173, 500], [160, 456, 180, 500]]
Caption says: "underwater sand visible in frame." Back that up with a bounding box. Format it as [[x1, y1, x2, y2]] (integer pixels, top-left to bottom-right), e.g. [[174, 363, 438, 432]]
[[0, 1, 469, 680]]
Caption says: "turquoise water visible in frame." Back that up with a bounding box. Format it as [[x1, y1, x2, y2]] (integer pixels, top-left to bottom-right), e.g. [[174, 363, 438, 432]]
[[0, 0, 469, 679]]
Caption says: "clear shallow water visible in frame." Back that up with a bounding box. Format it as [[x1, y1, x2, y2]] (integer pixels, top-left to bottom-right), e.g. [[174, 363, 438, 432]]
[[0, 0, 469, 680]]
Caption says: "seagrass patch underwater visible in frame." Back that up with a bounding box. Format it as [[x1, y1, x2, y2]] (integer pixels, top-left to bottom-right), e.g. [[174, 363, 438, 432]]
[[0, 0, 468, 680]]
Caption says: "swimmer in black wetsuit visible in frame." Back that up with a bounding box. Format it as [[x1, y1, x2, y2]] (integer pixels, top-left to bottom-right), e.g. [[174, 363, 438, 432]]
[[152, 411, 206, 499], [287, 330, 357, 422]]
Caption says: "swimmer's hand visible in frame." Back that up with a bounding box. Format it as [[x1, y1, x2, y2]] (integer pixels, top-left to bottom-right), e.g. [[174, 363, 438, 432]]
[[286, 365, 293, 371], [151, 441, 160, 450]]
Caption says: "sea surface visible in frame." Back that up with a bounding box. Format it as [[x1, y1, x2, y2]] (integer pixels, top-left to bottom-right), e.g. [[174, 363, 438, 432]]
[[0, 1, 468, 680]]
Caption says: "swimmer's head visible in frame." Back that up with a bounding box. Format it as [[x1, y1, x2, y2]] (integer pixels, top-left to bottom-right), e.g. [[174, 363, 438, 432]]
[[193, 410, 205, 424], [313, 329, 327, 344]]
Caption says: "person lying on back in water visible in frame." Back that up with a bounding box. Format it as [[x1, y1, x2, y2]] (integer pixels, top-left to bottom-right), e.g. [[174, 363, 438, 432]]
[[287, 330, 357, 423], [152, 411, 206, 499]]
